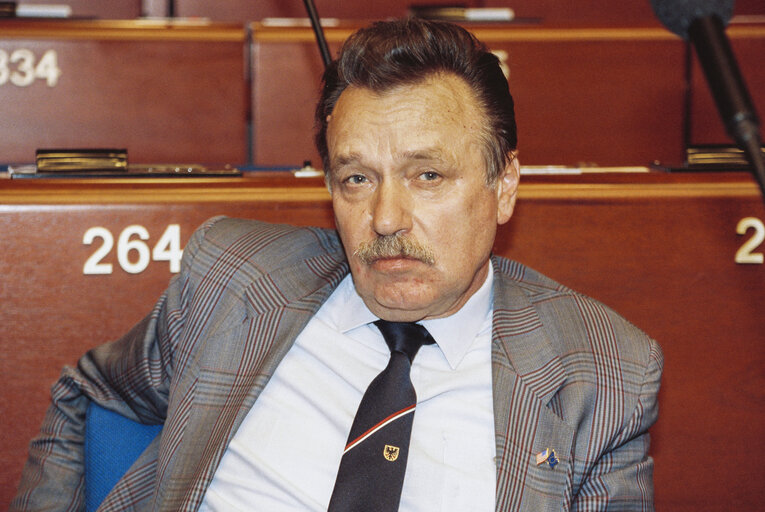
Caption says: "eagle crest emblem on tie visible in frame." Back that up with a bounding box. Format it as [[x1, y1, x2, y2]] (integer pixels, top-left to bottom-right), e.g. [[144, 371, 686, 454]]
[[383, 444, 400, 462]]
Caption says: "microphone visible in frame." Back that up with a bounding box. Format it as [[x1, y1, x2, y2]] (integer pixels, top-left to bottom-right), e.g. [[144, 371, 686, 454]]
[[651, 0, 765, 198]]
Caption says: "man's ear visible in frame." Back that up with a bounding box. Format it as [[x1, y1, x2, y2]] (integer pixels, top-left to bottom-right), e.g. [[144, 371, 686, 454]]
[[496, 152, 520, 225]]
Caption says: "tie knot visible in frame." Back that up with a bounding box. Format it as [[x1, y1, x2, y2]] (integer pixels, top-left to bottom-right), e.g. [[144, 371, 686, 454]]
[[374, 320, 435, 362]]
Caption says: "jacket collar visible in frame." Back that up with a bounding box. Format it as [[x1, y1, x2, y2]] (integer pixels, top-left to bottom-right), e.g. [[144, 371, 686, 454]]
[[490, 256, 568, 407]]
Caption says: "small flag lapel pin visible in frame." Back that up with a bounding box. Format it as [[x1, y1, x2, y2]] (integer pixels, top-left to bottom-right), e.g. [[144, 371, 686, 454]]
[[536, 448, 559, 469]]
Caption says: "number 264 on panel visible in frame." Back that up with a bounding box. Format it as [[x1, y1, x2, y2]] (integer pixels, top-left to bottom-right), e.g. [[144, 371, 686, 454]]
[[83, 225, 182, 275]]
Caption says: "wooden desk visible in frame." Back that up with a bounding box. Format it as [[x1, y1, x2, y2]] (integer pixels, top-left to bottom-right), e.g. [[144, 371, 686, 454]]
[[0, 20, 249, 165], [1, 171, 764, 509], [171, 0, 762, 25], [16, 0, 141, 19], [3, 18, 761, 171], [252, 23, 687, 168]]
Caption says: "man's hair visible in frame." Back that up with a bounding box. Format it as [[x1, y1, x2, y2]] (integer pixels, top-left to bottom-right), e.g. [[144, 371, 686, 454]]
[[314, 17, 517, 183]]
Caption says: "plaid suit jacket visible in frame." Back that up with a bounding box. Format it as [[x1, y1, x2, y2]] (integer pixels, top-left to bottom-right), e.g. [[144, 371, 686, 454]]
[[13, 216, 662, 511]]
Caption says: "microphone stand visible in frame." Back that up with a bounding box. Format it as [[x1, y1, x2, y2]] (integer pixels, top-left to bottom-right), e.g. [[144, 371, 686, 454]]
[[689, 15, 765, 198], [302, 0, 332, 69]]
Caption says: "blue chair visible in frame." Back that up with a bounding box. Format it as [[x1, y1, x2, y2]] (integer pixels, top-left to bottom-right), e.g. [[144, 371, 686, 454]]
[[84, 402, 163, 512]]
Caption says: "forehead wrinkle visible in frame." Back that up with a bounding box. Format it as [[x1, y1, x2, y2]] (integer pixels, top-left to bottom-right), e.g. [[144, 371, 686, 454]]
[[331, 148, 449, 175], [398, 148, 444, 162]]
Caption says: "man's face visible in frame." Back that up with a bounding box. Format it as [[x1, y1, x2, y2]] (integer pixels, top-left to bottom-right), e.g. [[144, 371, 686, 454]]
[[326, 74, 519, 322]]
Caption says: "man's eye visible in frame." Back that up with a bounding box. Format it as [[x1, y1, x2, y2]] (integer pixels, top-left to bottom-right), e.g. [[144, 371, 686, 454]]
[[344, 174, 367, 185], [419, 171, 441, 181]]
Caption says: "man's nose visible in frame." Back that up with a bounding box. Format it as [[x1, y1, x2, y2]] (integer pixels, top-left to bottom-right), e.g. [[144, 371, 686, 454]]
[[371, 181, 412, 237]]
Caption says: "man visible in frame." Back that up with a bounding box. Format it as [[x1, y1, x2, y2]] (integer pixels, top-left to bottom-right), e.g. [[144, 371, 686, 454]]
[[13, 18, 662, 511]]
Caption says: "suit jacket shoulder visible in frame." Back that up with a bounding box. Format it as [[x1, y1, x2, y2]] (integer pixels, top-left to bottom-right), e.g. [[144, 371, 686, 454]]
[[178, 216, 348, 318], [491, 254, 659, 367], [185, 216, 345, 289]]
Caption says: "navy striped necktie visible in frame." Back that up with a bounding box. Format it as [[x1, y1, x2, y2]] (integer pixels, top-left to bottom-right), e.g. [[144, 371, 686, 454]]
[[327, 320, 436, 512]]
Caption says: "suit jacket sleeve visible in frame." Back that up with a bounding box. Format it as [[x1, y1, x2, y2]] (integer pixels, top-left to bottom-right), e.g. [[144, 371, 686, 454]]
[[572, 336, 663, 510], [10, 216, 222, 512]]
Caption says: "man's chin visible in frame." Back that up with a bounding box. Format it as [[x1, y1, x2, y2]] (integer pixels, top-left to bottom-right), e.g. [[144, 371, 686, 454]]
[[359, 279, 444, 321], [366, 296, 433, 322]]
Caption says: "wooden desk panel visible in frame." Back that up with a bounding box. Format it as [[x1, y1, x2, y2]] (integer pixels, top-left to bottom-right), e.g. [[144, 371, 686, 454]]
[[174, 0, 440, 21], [17, 0, 141, 19], [172, 0, 763, 23], [489, 0, 765, 24], [489, 28, 685, 166], [0, 21, 248, 165], [689, 24, 765, 147], [252, 24, 686, 168], [2, 172, 764, 509], [172, 0, 721, 25]]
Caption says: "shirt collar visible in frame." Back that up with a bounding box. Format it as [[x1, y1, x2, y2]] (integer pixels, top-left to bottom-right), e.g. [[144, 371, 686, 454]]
[[420, 264, 493, 369], [324, 262, 494, 370]]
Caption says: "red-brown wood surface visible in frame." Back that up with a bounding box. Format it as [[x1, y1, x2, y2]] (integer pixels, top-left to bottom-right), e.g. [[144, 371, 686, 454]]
[[18, 0, 141, 19], [0, 20, 249, 165], [4, 19, 762, 172], [252, 24, 688, 168], [689, 24, 765, 147], [1, 171, 764, 509], [173, 0, 763, 24], [175, 0, 481, 23]]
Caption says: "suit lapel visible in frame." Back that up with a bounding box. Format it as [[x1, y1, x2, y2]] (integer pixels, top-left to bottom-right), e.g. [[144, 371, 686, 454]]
[[163, 249, 349, 510], [490, 258, 574, 511]]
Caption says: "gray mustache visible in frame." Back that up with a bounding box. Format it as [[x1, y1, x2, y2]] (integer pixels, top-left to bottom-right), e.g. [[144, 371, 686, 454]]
[[354, 234, 436, 265]]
